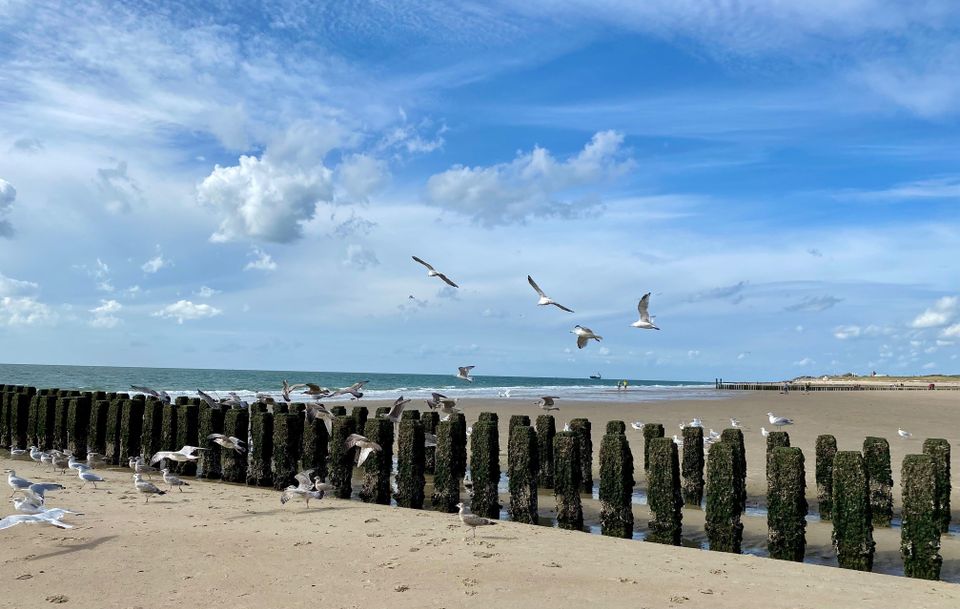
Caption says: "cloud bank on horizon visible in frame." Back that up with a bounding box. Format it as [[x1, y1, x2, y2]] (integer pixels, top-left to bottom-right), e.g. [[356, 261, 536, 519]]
[[0, 1, 958, 379]]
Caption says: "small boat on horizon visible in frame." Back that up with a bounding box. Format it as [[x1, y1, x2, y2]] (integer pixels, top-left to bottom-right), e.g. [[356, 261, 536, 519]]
[[589, 372, 601, 380]]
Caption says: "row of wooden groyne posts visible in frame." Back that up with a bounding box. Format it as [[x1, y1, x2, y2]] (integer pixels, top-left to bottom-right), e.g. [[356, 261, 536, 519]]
[[0, 384, 952, 580]]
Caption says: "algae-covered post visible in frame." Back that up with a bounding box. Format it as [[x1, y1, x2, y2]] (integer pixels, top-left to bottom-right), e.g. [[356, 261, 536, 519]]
[[832, 451, 875, 571], [246, 404, 274, 487], [422, 411, 439, 474], [330, 406, 347, 417], [815, 434, 838, 521], [767, 446, 807, 562], [922, 439, 951, 534], [599, 426, 634, 538], [87, 399, 110, 457], [508, 414, 530, 439], [272, 411, 304, 490], [605, 420, 626, 434], [176, 403, 199, 475], [351, 406, 368, 436], [395, 417, 426, 509], [160, 402, 179, 464], [554, 431, 583, 531], [197, 405, 224, 479], [120, 396, 145, 465], [10, 393, 29, 451], [431, 418, 461, 513], [450, 412, 467, 480], [569, 418, 593, 493], [535, 414, 556, 488], [469, 418, 501, 519], [220, 407, 248, 483], [862, 436, 893, 527], [301, 417, 329, 482], [359, 418, 394, 505], [900, 454, 943, 581], [720, 428, 746, 514], [329, 415, 357, 499], [508, 424, 539, 524], [681, 426, 704, 507], [647, 436, 682, 545], [642, 423, 665, 472], [66, 395, 92, 459], [705, 440, 742, 553]]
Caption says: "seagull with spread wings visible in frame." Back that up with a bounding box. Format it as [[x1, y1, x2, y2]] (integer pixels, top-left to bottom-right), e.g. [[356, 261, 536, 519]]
[[412, 256, 459, 288], [630, 293, 660, 330], [527, 275, 574, 312], [456, 366, 475, 382], [571, 325, 602, 349], [344, 434, 383, 467], [379, 396, 411, 424], [130, 385, 172, 404], [280, 470, 325, 508]]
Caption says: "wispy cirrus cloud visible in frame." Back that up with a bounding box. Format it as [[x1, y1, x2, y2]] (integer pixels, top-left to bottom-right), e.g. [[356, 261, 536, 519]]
[[784, 295, 842, 312]]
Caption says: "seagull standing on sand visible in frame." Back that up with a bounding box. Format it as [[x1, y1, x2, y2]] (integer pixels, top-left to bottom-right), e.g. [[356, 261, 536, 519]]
[[456, 502, 495, 538], [412, 256, 459, 288], [630, 293, 660, 330], [134, 473, 166, 503], [29, 446, 43, 465], [898, 428, 912, 439], [761, 427, 769, 437], [52, 453, 70, 474], [536, 396, 560, 411], [131, 456, 160, 479], [86, 453, 107, 469], [767, 412, 794, 428], [456, 366, 475, 383], [77, 467, 104, 489], [572, 325, 602, 349], [280, 470, 325, 508], [161, 468, 188, 492], [379, 396, 411, 424], [527, 275, 574, 313], [6, 470, 32, 496], [344, 434, 383, 467]]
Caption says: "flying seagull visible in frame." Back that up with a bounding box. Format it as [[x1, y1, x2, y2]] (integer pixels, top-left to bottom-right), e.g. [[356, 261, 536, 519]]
[[19, 482, 64, 505], [572, 325, 602, 349], [456, 366, 475, 383], [344, 434, 383, 467], [898, 428, 912, 439], [332, 380, 369, 399], [150, 445, 207, 465], [130, 385, 171, 404], [412, 256, 459, 288], [379, 396, 411, 424], [304, 403, 334, 434], [207, 433, 246, 454], [527, 275, 574, 313], [197, 389, 221, 409], [630, 293, 660, 330], [630, 421, 645, 431], [536, 396, 560, 411], [0, 510, 76, 531], [281, 380, 307, 402]]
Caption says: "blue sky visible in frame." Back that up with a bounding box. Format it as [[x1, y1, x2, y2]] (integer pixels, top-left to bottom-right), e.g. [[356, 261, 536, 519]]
[[1, 1, 959, 380]]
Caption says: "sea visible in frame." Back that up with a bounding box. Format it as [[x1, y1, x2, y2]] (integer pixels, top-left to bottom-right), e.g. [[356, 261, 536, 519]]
[[0, 363, 720, 403]]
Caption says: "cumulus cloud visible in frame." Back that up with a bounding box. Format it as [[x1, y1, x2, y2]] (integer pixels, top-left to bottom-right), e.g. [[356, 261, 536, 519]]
[[0, 178, 16, 237], [911, 296, 957, 328], [141, 249, 171, 274], [96, 160, 144, 213], [196, 286, 220, 299], [942, 323, 960, 338], [833, 324, 892, 340], [0, 271, 38, 296], [336, 154, 389, 203], [244, 247, 277, 272], [153, 300, 222, 324], [198, 154, 334, 243], [424, 130, 633, 226], [89, 299, 122, 328], [784, 295, 842, 312], [342, 244, 380, 270], [0, 296, 57, 326]]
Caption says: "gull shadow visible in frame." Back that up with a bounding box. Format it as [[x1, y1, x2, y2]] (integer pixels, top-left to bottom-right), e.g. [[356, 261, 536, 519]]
[[28, 535, 117, 560]]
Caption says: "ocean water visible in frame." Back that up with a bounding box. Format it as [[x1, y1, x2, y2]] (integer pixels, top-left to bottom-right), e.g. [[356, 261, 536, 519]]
[[0, 363, 719, 403]]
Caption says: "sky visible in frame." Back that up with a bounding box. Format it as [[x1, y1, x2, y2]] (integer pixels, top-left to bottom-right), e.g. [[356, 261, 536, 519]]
[[1, 1, 959, 381]]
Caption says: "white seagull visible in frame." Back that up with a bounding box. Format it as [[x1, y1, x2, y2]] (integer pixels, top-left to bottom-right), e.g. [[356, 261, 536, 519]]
[[527, 275, 574, 313], [0, 510, 77, 530], [77, 467, 105, 489], [379, 396, 411, 424], [630, 293, 660, 330], [344, 434, 383, 467], [412, 255, 459, 288], [898, 428, 912, 439], [572, 325, 602, 349], [332, 380, 369, 399], [6, 470, 31, 496], [672, 434, 684, 447], [456, 366, 475, 383], [281, 470, 325, 508], [729, 418, 741, 428], [161, 468, 188, 492], [130, 385, 171, 404], [133, 473, 166, 503], [630, 421, 645, 431], [767, 412, 794, 428], [536, 396, 560, 411], [456, 502, 495, 538], [19, 482, 65, 505], [150, 445, 207, 465], [761, 427, 770, 438], [207, 433, 247, 454]]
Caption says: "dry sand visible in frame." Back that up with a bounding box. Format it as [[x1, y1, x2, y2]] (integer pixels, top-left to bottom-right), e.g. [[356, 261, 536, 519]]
[[1, 390, 958, 608]]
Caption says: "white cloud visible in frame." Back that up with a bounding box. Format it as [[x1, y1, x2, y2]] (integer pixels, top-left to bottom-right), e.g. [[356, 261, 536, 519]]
[[342, 244, 380, 270], [941, 323, 960, 338], [0, 296, 57, 326], [152, 300, 222, 324], [795, 325, 804, 333], [244, 247, 277, 272], [89, 299, 122, 328], [424, 130, 633, 225], [687, 350, 700, 359], [922, 361, 937, 370], [598, 347, 611, 356], [0, 178, 16, 237], [911, 296, 957, 328], [196, 286, 220, 299], [125, 285, 141, 297], [337, 154, 389, 203], [198, 154, 334, 243], [793, 357, 815, 366], [737, 352, 748, 360], [96, 160, 143, 213], [935, 339, 954, 347], [833, 324, 892, 340], [0, 271, 38, 297], [833, 325, 861, 340], [141, 250, 171, 274]]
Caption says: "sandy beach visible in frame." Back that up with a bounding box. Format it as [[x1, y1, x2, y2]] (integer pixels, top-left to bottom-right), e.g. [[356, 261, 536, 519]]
[[2, 390, 958, 608]]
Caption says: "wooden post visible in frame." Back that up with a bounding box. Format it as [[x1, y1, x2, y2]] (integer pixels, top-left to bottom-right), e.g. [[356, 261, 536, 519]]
[[120, 396, 145, 465], [246, 404, 274, 487], [422, 411, 439, 475], [642, 423, 665, 472], [554, 431, 583, 530], [767, 446, 807, 561], [720, 428, 746, 514], [816, 434, 838, 521], [599, 426, 634, 538], [221, 407, 248, 483], [351, 406, 368, 436], [431, 418, 461, 513], [469, 419, 501, 518], [508, 424, 539, 524], [569, 418, 593, 493], [66, 396, 91, 459], [900, 454, 942, 580], [176, 403, 199, 476], [681, 426, 704, 506], [87, 399, 110, 457], [197, 406, 224, 479], [832, 451, 875, 571], [705, 440, 742, 553], [395, 418, 425, 509], [329, 415, 357, 499], [10, 393, 29, 450], [359, 418, 394, 504], [272, 411, 304, 490], [922, 439, 951, 533], [301, 417, 329, 482], [862, 437, 893, 527], [536, 414, 556, 488]]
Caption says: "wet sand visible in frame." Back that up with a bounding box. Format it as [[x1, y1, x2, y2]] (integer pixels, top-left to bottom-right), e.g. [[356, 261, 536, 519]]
[[1, 390, 958, 607]]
